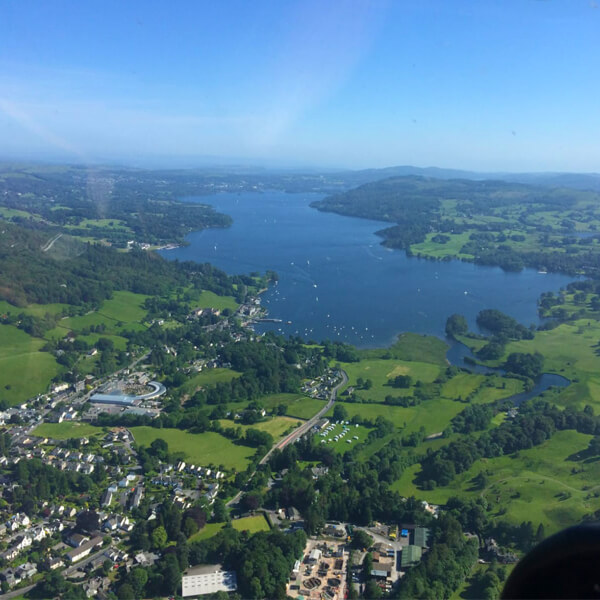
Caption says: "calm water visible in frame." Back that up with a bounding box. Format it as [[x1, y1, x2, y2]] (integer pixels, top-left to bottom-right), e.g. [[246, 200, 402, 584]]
[[161, 191, 575, 349]]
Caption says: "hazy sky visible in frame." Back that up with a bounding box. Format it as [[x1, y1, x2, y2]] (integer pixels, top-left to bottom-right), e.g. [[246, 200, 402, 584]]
[[1, 0, 599, 171]]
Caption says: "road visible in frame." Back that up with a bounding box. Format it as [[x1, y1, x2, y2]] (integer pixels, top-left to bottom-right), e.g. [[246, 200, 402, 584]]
[[227, 370, 348, 507], [259, 369, 348, 465], [0, 584, 36, 599], [41, 232, 63, 252]]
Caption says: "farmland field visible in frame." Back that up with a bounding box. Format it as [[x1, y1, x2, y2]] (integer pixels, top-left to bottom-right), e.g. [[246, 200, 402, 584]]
[[338, 358, 441, 402], [0, 324, 60, 404], [257, 393, 325, 420], [130, 427, 255, 471], [193, 290, 238, 312], [392, 430, 600, 534], [217, 416, 301, 439], [34, 422, 103, 440], [189, 514, 270, 542], [177, 368, 242, 395]]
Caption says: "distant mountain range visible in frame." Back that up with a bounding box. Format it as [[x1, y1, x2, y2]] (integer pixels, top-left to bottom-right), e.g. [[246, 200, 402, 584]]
[[331, 165, 600, 192]]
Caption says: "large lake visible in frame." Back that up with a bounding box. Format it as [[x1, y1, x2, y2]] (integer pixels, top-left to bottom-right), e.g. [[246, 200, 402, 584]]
[[161, 191, 575, 349]]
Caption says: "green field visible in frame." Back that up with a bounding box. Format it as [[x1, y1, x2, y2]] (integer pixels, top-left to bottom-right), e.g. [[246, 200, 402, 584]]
[[0, 324, 60, 404], [193, 290, 238, 312], [33, 422, 103, 440], [130, 427, 255, 471], [411, 232, 474, 260], [392, 430, 600, 533], [0, 301, 69, 318], [178, 368, 242, 395], [360, 332, 449, 365], [316, 422, 371, 454], [338, 358, 441, 402], [459, 318, 600, 411], [257, 393, 326, 420], [98, 291, 150, 322], [58, 291, 149, 336], [77, 332, 128, 351], [189, 514, 270, 542], [326, 397, 465, 436], [217, 416, 301, 439]]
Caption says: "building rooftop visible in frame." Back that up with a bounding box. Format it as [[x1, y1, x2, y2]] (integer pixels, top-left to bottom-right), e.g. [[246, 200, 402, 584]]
[[414, 527, 430, 548], [400, 545, 422, 569]]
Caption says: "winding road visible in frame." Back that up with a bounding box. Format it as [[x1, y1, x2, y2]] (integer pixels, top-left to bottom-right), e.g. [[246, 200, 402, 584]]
[[227, 370, 348, 507]]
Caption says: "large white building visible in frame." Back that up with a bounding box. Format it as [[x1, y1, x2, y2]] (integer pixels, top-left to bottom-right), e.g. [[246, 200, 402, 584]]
[[181, 564, 237, 597]]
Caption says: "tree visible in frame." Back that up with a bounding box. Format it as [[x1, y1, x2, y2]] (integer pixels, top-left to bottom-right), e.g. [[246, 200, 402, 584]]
[[183, 517, 198, 538], [150, 438, 169, 461], [161, 554, 182, 595], [76, 510, 99, 533], [446, 314, 468, 337], [212, 499, 228, 523], [536, 523, 546, 543], [588, 436, 600, 455], [364, 579, 382, 599], [129, 568, 148, 597], [241, 491, 262, 512], [151, 525, 167, 549], [333, 404, 348, 421], [117, 583, 135, 600], [351, 529, 373, 550]]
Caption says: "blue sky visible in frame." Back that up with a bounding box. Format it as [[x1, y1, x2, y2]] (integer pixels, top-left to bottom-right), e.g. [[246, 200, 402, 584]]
[[1, 0, 599, 171]]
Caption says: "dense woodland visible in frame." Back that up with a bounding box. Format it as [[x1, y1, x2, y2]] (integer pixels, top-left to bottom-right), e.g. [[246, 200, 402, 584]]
[[0, 222, 244, 308]]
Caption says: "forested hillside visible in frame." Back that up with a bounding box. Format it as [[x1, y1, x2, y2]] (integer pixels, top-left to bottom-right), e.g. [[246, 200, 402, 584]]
[[312, 176, 600, 275]]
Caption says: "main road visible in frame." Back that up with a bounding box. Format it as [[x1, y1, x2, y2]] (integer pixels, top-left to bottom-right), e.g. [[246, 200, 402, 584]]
[[227, 370, 348, 506]]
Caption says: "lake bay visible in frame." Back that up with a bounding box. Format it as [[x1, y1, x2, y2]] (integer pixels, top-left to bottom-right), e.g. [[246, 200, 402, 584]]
[[161, 191, 575, 348]]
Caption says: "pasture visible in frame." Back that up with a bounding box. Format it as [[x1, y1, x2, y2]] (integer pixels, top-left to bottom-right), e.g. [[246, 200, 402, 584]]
[[501, 318, 600, 410], [34, 422, 103, 440], [392, 430, 600, 534], [0, 324, 59, 404], [194, 290, 238, 312], [217, 416, 301, 439], [189, 514, 270, 542], [315, 421, 371, 454], [325, 397, 465, 436], [338, 358, 441, 402], [257, 393, 325, 420], [130, 427, 255, 471], [177, 367, 241, 395], [360, 332, 448, 365]]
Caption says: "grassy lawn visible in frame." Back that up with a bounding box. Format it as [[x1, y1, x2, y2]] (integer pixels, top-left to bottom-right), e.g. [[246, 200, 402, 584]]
[[189, 514, 270, 542], [0, 324, 60, 404], [257, 393, 326, 420], [0, 301, 69, 318], [178, 368, 242, 395], [33, 422, 103, 440], [500, 319, 600, 410], [392, 430, 600, 534], [338, 358, 441, 402], [98, 291, 149, 322], [316, 422, 371, 454], [51, 291, 149, 340], [77, 333, 128, 351], [360, 332, 449, 365], [326, 397, 465, 436], [217, 416, 301, 439], [130, 427, 255, 471], [411, 232, 474, 260], [193, 290, 238, 312], [78, 218, 131, 230]]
